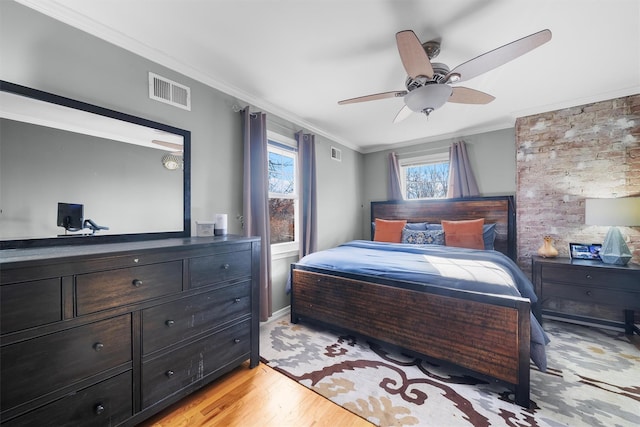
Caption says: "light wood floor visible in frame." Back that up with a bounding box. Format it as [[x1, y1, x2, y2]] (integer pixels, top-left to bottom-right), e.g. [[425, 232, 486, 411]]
[[142, 328, 640, 426], [140, 361, 373, 427]]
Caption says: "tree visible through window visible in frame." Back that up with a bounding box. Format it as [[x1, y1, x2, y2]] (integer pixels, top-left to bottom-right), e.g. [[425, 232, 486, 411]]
[[400, 153, 449, 199], [405, 163, 449, 199], [268, 143, 297, 245]]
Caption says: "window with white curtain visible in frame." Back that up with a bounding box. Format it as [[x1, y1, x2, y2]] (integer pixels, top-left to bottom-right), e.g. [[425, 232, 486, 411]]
[[267, 131, 299, 255], [399, 152, 450, 199]]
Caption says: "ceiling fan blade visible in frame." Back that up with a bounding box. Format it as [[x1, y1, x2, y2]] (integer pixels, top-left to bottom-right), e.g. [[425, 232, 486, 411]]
[[396, 30, 434, 79], [393, 105, 413, 123], [446, 29, 552, 83], [448, 87, 495, 104], [338, 90, 407, 105], [152, 139, 183, 151]]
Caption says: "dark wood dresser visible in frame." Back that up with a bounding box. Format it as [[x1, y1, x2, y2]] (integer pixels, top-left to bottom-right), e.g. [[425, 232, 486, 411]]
[[0, 236, 260, 426], [531, 256, 640, 334]]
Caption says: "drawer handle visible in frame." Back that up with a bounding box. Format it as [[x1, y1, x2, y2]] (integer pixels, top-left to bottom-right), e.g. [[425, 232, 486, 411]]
[[234, 338, 241, 344], [165, 319, 175, 327], [585, 274, 592, 280], [586, 290, 593, 297], [132, 279, 143, 287], [94, 403, 105, 415], [234, 298, 241, 304], [222, 263, 230, 270], [94, 342, 104, 352], [166, 370, 175, 378]]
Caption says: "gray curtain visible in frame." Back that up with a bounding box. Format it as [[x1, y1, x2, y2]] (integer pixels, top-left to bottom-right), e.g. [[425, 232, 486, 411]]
[[242, 108, 272, 321], [447, 141, 480, 198], [296, 131, 317, 258], [388, 151, 403, 200]]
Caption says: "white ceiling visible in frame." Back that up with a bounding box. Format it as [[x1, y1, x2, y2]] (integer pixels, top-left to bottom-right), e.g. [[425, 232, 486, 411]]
[[17, 0, 640, 153]]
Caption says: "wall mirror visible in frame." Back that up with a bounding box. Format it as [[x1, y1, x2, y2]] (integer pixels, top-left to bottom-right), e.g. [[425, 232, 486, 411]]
[[0, 80, 191, 249]]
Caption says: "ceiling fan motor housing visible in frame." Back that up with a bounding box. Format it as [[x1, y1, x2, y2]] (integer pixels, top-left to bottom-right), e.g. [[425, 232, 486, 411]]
[[405, 62, 450, 90]]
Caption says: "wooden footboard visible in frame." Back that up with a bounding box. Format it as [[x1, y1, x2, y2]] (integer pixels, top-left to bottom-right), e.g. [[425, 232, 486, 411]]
[[290, 266, 531, 407]]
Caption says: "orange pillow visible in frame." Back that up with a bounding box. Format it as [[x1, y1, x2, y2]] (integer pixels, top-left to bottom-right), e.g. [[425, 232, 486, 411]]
[[441, 219, 485, 250], [374, 219, 407, 243]]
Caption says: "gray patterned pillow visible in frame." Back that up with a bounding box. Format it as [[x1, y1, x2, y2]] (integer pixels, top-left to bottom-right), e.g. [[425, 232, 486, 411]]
[[401, 229, 445, 245]]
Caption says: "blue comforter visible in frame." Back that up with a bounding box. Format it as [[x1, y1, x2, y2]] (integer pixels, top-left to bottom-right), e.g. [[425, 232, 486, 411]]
[[291, 240, 549, 370]]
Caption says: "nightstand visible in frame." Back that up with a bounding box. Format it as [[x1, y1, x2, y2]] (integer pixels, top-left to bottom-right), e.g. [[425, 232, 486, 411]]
[[531, 256, 640, 334]]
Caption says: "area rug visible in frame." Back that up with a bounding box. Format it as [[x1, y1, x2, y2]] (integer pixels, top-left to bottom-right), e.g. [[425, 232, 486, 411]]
[[260, 316, 640, 427]]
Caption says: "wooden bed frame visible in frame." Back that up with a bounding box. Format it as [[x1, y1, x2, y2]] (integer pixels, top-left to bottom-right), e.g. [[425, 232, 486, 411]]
[[290, 196, 533, 407]]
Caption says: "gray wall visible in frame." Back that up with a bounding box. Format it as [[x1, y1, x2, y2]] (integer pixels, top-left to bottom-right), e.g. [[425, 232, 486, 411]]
[[361, 128, 517, 238], [0, 1, 364, 314], [316, 137, 365, 250]]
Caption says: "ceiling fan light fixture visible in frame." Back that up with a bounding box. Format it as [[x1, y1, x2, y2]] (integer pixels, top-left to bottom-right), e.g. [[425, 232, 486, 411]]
[[445, 73, 461, 83], [404, 84, 452, 114], [162, 153, 183, 170]]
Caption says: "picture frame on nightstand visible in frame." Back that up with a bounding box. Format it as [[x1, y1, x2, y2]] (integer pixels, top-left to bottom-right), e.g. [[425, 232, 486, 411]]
[[569, 242, 602, 260]]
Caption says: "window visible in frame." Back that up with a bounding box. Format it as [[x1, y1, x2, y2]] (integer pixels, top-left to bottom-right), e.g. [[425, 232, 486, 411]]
[[267, 132, 299, 255], [399, 152, 450, 200]]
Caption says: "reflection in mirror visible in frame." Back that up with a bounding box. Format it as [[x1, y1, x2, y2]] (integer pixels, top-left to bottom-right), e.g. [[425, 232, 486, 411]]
[[0, 81, 190, 249]]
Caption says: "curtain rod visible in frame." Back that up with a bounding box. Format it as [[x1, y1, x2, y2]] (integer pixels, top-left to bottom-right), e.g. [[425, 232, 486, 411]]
[[396, 145, 450, 157], [266, 119, 297, 133], [232, 104, 304, 134]]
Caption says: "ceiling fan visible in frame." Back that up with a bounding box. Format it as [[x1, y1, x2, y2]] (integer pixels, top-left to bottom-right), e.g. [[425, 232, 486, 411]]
[[338, 29, 552, 123], [152, 139, 184, 170]]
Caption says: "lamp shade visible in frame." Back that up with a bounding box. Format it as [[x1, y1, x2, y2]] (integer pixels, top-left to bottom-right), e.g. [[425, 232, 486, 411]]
[[585, 197, 640, 226]]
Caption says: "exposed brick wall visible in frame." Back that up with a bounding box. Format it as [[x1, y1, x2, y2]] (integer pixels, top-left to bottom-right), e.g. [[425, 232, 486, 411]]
[[515, 94, 640, 275]]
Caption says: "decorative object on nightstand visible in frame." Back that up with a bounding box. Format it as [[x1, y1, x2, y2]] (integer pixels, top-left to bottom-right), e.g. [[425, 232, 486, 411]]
[[585, 197, 640, 265], [569, 242, 602, 260], [537, 236, 558, 258]]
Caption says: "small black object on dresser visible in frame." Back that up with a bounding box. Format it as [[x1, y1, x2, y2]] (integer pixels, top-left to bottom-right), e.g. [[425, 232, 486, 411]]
[[0, 236, 260, 426], [531, 256, 640, 334]]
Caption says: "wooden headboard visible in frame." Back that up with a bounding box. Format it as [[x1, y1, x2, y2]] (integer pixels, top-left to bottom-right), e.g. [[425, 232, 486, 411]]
[[370, 196, 516, 261]]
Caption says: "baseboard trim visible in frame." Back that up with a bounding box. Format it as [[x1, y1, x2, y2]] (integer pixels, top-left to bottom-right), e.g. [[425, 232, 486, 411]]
[[542, 314, 626, 332], [262, 306, 290, 324]]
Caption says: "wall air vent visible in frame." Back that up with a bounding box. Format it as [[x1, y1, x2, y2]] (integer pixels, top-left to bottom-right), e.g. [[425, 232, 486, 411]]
[[330, 146, 342, 162], [148, 72, 191, 110]]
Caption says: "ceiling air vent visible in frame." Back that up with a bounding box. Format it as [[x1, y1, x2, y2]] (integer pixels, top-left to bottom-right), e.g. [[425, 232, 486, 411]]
[[331, 146, 342, 162], [148, 72, 191, 111]]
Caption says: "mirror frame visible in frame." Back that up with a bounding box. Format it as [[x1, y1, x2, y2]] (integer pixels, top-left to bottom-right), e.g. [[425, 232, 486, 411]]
[[0, 80, 191, 249]]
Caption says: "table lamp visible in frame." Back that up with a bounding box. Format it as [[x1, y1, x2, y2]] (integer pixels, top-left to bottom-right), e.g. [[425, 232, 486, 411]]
[[585, 197, 640, 265]]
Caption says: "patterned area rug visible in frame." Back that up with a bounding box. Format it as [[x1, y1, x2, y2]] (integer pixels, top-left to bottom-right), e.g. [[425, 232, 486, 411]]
[[260, 316, 640, 427]]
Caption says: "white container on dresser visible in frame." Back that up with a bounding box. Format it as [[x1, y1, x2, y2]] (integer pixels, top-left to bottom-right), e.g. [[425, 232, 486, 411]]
[[0, 236, 260, 426]]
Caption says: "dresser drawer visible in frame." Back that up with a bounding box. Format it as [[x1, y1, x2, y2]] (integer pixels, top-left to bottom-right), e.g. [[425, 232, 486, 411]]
[[141, 319, 251, 408], [1, 315, 132, 411], [541, 264, 638, 289], [1, 278, 62, 334], [189, 250, 252, 288], [541, 282, 640, 310], [2, 371, 132, 427], [77, 261, 182, 315], [142, 282, 251, 355]]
